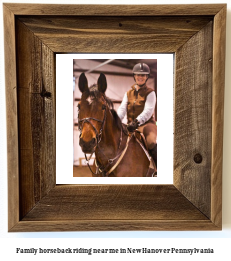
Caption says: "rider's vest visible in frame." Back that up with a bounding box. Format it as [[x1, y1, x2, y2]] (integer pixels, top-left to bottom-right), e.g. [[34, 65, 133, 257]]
[[127, 84, 155, 125]]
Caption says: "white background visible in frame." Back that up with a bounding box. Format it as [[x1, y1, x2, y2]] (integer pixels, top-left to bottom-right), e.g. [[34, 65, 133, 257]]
[[56, 54, 173, 184], [0, 0, 231, 260]]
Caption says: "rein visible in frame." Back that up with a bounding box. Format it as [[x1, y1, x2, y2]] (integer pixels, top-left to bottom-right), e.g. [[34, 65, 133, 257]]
[[94, 133, 131, 177], [84, 125, 128, 177]]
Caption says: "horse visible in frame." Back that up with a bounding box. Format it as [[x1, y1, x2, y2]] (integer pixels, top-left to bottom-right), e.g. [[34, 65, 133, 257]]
[[77, 72, 156, 177]]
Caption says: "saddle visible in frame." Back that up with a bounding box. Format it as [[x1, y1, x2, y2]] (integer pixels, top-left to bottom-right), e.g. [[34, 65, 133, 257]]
[[133, 130, 157, 177], [134, 131, 149, 151]]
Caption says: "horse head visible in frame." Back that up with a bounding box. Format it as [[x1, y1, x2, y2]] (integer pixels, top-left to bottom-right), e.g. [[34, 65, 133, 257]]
[[78, 73, 108, 154]]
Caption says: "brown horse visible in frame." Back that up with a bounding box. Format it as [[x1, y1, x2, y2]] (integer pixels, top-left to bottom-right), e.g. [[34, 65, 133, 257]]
[[78, 73, 155, 177]]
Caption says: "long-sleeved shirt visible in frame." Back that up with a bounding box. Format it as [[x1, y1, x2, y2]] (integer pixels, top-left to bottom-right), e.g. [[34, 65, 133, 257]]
[[117, 87, 156, 125]]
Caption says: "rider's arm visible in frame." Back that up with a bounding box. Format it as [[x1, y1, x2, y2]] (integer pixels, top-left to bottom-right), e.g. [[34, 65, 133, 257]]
[[117, 93, 128, 121], [136, 91, 156, 125]]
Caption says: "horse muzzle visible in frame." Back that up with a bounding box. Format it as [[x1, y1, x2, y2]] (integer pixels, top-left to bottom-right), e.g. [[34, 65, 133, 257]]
[[79, 137, 97, 154]]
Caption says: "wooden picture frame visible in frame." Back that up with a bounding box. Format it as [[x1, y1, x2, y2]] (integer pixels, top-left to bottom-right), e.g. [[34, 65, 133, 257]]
[[4, 4, 226, 231]]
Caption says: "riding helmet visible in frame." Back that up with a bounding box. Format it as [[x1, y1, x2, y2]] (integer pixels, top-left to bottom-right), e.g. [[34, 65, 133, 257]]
[[132, 63, 150, 86], [132, 63, 150, 75]]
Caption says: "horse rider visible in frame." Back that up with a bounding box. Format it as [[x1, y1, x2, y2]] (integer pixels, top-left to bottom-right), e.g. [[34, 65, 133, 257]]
[[117, 62, 157, 169]]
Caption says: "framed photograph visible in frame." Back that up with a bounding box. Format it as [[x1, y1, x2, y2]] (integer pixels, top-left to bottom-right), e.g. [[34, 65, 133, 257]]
[[4, 4, 226, 231], [56, 54, 173, 184]]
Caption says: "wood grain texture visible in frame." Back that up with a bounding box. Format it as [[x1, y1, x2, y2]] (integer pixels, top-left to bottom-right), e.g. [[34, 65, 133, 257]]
[[16, 19, 56, 219], [174, 22, 213, 218], [22, 185, 207, 221], [3, 4, 19, 231], [211, 5, 226, 228], [11, 220, 218, 232], [18, 16, 213, 53], [12, 185, 219, 232], [3, 3, 225, 16], [4, 3, 226, 231]]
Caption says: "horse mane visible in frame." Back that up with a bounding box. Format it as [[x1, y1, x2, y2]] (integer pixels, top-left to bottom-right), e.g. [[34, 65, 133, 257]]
[[110, 109, 128, 135], [88, 84, 128, 135]]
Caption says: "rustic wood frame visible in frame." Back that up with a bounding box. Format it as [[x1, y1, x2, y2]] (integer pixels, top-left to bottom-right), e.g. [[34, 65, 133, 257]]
[[4, 4, 226, 232]]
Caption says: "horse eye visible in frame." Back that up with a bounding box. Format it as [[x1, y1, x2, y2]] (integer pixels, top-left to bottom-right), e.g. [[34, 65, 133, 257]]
[[102, 104, 106, 110], [77, 104, 80, 110]]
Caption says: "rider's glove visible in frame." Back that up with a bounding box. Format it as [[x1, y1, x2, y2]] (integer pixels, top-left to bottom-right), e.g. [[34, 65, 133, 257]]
[[127, 119, 139, 132]]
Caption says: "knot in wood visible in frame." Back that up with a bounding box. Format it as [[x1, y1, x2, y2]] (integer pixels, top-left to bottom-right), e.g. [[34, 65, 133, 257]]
[[40, 90, 52, 99], [194, 153, 202, 164]]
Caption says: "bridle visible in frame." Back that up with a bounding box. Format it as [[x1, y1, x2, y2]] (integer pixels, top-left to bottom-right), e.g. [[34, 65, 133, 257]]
[[78, 106, 107, 145]]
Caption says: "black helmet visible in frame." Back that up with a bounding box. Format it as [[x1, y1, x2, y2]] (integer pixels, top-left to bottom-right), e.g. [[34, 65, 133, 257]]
[[132, 63, 150, 75], [132, 63, 150, 86]]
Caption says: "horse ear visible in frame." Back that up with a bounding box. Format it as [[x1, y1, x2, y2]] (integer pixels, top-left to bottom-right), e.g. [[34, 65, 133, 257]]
[[97, 73, 107, 93], [78, 73, 88, 93]]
